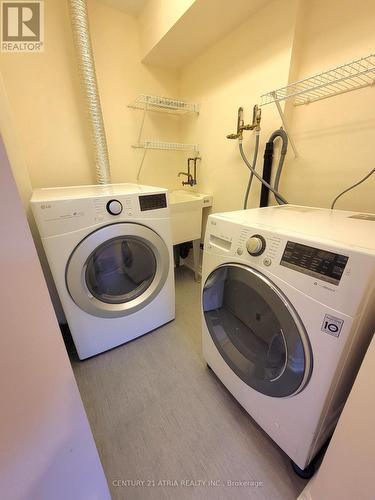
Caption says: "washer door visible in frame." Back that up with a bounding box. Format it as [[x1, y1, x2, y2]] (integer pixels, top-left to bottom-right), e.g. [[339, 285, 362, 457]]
[[66, 223, 170, 318], [202, 264, 312, 397]]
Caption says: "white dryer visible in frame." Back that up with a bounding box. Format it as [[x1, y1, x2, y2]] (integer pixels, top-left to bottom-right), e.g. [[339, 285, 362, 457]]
[[31, 183, 175, 359], [201, 205, 375, 472]]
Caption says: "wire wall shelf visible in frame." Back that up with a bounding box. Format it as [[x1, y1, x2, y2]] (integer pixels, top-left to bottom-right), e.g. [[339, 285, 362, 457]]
[[132, 141, 199, 152], [261, 54, 375, 106], [128, 94, 200, 114]]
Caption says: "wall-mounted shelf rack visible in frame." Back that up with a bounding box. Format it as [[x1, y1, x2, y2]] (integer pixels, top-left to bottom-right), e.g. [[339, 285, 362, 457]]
[[129, 94, 200, 182], [132, 141, 199, 152], [261, 54, 375, 106], [260, 53, 375, 157], [128, 94, 200, 114]]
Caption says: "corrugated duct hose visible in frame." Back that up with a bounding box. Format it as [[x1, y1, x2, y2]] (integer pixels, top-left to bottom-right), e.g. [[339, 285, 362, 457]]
[[68, 0, 111, 184]]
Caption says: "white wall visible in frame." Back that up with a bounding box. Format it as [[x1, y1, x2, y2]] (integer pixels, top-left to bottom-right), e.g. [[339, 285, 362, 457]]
[[0, 134, 110, 500], [140, 0, 274, 68], [283, 0, 375, 213], [0, 68, 66, 322], [0, 0, 95, 188], [4, 0, 374, 219], [180, 0, 300, 215], [298, 336, 375, 500], [139, 0, 195, 58], [87, 0, 186, 190], [0, 0, 185, 192], [1, 0, 374, 217], [179, 0, 375, 216]]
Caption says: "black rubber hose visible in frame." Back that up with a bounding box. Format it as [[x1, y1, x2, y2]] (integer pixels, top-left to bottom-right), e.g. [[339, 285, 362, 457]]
[[259, 129, 288, 206], [260, 141, 274, 207]]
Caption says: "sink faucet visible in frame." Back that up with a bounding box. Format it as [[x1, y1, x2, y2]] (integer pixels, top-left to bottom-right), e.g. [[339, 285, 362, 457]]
[[178, 171, 194, 186], [178, 157, 200, 187]]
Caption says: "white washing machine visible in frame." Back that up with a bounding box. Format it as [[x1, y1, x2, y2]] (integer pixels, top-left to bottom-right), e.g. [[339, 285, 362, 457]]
[[31, 183, 175, 359], [201, 205, 375, 471]]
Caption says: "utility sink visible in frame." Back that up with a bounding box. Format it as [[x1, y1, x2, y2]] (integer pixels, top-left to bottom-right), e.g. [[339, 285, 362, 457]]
[[169, 190, 213, 245]]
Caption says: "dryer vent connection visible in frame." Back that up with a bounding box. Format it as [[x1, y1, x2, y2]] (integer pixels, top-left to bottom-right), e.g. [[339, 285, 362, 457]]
[[68, 0, 111, 185]]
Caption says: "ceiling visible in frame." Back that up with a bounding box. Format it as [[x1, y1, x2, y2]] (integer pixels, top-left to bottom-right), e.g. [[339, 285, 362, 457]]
[[99, 0, 148, 16], [143, 0, 273, 68]]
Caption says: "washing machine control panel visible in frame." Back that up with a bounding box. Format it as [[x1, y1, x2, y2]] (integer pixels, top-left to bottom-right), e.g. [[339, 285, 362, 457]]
[[246, 235, 266, 256], [235, 227, 281, 265], [205, 214, 375, 317], [106, 199, 123, 215], [280, 241, 349, 286], [236, 231, 348, 285]]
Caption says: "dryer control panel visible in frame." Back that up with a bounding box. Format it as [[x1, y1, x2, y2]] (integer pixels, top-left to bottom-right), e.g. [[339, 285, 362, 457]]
[[139, 193, 167, 211], [31, 191, 169, 238]]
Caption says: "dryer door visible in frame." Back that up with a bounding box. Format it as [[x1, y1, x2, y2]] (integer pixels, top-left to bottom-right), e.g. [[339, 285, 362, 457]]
[[203, 264, 312, 397], [66, 223, 170, 318]]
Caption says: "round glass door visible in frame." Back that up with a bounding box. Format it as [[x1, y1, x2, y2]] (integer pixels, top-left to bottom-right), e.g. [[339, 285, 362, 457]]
[[85, 237, 156, 304], [203, 264, 312, 397], [66, 223, 169, 318]]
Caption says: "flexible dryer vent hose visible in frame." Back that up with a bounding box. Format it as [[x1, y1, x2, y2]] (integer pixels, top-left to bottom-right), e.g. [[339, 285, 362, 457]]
[[68, 0, 111, 184]]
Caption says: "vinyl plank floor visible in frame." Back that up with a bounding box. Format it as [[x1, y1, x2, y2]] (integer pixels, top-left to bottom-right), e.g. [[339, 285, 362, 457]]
[[71, 266, 306, 500]]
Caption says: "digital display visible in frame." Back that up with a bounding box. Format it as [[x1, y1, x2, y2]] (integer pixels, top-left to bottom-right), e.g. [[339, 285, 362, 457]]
[[139, 194, 167, 211], [280, 241, 348, 285]]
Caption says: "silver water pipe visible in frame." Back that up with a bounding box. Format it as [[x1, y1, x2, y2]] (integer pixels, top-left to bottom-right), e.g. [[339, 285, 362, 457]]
[[68, 0, 111, 184]]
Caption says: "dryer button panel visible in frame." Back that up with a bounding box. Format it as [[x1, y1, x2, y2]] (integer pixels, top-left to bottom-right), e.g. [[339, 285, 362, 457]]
[[106, 199, 123, 216]]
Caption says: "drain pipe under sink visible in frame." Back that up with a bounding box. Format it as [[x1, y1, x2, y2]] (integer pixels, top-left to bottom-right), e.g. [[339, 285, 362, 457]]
[[68, 0, 111, 184]]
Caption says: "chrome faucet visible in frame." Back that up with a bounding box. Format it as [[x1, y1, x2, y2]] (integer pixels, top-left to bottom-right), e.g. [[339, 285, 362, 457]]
[[178, 157, 200, 186]]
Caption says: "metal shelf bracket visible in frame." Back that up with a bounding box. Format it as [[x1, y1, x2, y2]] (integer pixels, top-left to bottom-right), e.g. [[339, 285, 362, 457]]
[[272, 93, 298, 158]]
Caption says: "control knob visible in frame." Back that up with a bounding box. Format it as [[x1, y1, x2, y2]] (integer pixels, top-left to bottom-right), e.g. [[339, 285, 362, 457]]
[[246, 234, 266, 256], [106, 199, 123, 215]]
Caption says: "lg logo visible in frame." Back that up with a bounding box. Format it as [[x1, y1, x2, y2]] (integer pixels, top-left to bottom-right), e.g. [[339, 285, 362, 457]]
[[1, 1, 44, 52]]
